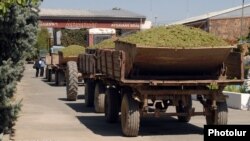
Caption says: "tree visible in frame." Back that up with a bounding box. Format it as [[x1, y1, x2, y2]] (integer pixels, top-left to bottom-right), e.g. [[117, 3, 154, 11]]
[[0, 0, 41, 137], [61, 29, 88, 47], [0, 0, 40, 14], [35, 28, 50, 50], [33, 28, 50, 58]]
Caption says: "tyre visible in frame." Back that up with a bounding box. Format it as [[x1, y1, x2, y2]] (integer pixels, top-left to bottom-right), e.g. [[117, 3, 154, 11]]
[[56, 70, 65, 86], [121, 92, 140, 137], [206, 101, 228, 125], [176, 95, 192, 122], [66, 61, 78, 101], [85, 79, 95, 107], [45, 67, 49, 79], [105, 87, 120, 123], [94, 82, 106, 113], [55, 71, 59, 85], [47, 69, 52, 82]]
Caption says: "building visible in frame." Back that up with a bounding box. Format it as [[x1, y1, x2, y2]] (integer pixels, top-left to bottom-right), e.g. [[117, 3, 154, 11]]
[[168, 4, 250, 44], [39, 8, 149, 46]]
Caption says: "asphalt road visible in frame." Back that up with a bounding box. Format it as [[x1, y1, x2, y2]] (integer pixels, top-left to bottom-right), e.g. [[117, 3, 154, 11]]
[[10, 64, 250, 141]]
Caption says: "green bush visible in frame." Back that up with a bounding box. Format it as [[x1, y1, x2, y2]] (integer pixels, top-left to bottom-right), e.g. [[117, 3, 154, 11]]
[[34, 28, 50, 57], [61, 29, 88, 47], [224, 85, 246, 93]]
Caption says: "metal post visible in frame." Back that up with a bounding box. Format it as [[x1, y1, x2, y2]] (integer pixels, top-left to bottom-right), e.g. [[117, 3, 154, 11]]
[[186, 0, 190, 18], [240, 0, 245, 44], [154, 16, 157, 26]]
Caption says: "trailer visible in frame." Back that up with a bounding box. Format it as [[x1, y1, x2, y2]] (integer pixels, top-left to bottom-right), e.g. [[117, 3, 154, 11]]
[[45, 48, 84, 101], [78, 48, 105, 113], [45, 53, 59, 82], [45, 45, 64, 83], [77, 41, 244, 136]]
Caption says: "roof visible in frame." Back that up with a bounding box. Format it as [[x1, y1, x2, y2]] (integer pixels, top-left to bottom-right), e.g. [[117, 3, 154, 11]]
[[168, 4, 250, 25], [39, 8, 146, 21]]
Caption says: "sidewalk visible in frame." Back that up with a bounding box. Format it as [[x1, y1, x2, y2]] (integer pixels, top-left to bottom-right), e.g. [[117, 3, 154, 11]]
[[12, 64, 96, 141]]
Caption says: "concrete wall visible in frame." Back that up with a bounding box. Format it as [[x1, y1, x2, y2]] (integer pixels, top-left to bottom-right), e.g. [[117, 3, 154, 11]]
[[223, 91, 250, 110]]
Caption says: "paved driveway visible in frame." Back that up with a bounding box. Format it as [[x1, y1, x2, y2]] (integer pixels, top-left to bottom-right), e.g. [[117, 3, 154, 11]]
[[9, 64, 250, 141]]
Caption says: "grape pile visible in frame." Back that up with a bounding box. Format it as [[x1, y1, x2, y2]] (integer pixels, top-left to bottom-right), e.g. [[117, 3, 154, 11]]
[[90, 38, 116, 48], [61, 45, 85, 57], [119, 25, 229, 47], [89, 25, 229, 48]]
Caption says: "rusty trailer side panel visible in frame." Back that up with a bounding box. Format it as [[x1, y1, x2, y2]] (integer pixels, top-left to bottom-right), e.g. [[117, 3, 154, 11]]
[[96, 49, 122, 80], [225, 52, 244, 80], [115, 41, 234, 79], [79, 53, 96, 76], [46, 53, 59, 65], [96, 48, 244, 86]]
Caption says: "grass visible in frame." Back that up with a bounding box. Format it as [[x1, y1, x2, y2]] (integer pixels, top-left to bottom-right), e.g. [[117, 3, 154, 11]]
[[224, 85, 246, 93]]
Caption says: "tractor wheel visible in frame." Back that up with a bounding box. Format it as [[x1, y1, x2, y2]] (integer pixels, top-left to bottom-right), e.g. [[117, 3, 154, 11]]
[[66, 61, 78, 101], [94, 82, 106, 113], [48, 69, 52, 82], [85, 79, 95, 107], [105, 87, 120, 123], [206, 101, 228, 125], [56, 70, 65, 86], [121, 92, 140, 137], [176, 95, 192, 122]]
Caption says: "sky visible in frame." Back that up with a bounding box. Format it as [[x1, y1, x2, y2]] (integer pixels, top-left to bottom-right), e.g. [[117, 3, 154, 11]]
[[41, 0, 250, 24]]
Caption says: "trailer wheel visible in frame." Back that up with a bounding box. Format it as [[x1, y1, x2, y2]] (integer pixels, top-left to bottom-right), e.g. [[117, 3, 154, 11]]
[[105, 88, 120, 123], [85, 79, 95, 107], [55, 71, 59, 85], [56, 70, 65, 86], [46, 68, 52, 82], [121, 92, 140, 137], [66, 61, 78, 101], [47, 69, 52, 82], [94, 82, 105, 113], [206, 101, 228, 125], [176, 95, 192, 122], [45, 67, 49, 79]]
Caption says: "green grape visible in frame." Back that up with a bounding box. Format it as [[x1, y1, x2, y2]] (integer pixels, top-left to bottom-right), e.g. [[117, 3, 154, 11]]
[[119, 25, 229, 48], [61, 45, 85, 57]]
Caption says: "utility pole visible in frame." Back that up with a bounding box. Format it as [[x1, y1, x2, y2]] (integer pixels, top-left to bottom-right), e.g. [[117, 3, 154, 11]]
[[154, 16, 158, 26], [186, 0, 190, 18], [240, 0, 245, 44]]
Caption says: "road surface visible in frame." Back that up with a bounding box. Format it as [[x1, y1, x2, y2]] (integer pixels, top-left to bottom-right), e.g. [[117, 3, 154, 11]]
[[7, 64, 250, 141]]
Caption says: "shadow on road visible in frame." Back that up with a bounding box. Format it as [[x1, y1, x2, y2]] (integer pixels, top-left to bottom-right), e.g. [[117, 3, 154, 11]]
[[77, 95, 85, 99], [58, 95, 84, 101], [41, 79, 65, 87], [140, 117, 203, 135], [66, 102, 94, 113], [58, 98, 68, 101], [76, 115, 203, 136], [77, 116, 121, 136]]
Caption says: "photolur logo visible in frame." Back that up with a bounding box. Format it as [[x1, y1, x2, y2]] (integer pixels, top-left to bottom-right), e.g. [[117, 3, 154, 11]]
[[208, 129, 247, 136], [204, 125, 250, 141]]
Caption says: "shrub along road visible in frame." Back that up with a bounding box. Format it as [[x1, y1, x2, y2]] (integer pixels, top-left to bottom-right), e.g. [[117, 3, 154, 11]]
[[10, 64, 250, 141]]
